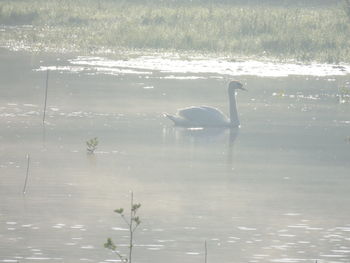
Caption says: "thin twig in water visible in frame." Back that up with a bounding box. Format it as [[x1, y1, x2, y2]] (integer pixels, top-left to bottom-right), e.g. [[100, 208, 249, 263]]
[[105, 191, 141, 263], [22, 154, 30, 194], [113, 250, 127, 263], [43, 69, 49, 124], [129, 191, 134, 263]]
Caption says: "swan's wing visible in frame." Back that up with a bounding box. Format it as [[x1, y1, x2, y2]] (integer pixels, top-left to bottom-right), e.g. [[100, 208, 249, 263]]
[[199, 106, 228, 122], [178, 106, 228, 125]]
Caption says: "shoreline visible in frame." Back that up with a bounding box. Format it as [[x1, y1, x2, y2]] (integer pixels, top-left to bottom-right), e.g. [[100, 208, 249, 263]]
[[1, 1, 349, 64]]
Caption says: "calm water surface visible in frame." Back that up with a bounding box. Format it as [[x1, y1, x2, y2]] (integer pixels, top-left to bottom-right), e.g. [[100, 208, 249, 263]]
[[0, 49, 350, 263]]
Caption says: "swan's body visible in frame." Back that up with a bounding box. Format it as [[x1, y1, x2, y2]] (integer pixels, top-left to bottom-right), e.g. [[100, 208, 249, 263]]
[[166, 106, 229, 127], [165, 81, 245, 128]]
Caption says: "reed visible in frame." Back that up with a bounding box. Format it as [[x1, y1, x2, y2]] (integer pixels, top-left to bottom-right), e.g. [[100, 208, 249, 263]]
[[0, 0, 349, 63]]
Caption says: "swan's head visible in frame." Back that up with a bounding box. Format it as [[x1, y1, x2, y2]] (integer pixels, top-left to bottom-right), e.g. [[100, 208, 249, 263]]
[[228, 80, 245, 91]]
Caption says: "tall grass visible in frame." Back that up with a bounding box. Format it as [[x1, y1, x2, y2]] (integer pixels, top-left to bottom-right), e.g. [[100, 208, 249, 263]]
[[1, 0, 349, 63]]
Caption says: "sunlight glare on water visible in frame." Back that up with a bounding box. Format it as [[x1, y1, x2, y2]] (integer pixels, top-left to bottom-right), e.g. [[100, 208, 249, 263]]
[[68, 54, 350, 77], [34, 53, 350, 79]]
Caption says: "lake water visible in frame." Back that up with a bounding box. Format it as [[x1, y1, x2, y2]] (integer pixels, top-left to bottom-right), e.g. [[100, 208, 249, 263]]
[[0, 48, 350, 263]]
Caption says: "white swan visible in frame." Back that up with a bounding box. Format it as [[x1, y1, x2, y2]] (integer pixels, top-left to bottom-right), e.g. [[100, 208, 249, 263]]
[[165, 81, 245, 128]]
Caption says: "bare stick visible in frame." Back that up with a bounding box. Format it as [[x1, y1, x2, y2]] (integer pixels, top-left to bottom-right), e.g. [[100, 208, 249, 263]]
[[129, 191, 134, 263], [43, 69, 49, 124], [113, 250, 127, 263], [23, 154, 30, 194], [204, 240, 207, 263]]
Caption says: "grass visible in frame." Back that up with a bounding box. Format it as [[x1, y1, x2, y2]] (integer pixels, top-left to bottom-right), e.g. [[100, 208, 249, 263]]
[[1, 0, 350, 63]]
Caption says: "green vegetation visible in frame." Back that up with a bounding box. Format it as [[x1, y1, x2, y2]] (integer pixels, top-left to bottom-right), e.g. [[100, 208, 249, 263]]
[[86, 137, 98, 154], [339, 84, 350, 103], [1, 0, 350, 62], [104, 192, 142, 263]]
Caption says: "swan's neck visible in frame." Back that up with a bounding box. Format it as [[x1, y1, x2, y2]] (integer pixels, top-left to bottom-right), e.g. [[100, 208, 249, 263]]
[[229, 91, 240, 127]]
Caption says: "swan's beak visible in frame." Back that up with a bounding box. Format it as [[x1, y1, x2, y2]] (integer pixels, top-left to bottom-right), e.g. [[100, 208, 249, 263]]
[[239, 86, 247, 91]]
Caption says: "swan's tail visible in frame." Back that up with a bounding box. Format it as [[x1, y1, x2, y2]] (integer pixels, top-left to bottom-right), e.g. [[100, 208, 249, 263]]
[[164, 113, 187, 126], [163, 113, 177, 123]]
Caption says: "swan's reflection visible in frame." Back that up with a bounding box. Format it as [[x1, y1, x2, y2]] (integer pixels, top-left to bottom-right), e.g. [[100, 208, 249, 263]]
[[162, 126, 239, 169]]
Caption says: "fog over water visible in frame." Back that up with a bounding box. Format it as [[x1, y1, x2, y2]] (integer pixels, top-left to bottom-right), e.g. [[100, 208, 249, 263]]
[[1, 49, 350, 263]]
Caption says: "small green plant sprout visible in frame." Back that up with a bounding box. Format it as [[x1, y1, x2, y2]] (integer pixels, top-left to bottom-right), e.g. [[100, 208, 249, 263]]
[[86, 137, 98, 154], [104, 192, 142, 263]]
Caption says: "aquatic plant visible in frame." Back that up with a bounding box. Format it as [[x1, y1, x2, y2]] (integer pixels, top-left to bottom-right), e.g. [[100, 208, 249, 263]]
[[86, 137, 98, 154], [104, 192, 142, 263], [338, 83, 350, 104]]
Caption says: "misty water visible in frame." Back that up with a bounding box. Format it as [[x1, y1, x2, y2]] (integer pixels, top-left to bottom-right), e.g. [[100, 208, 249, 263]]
[[1, 48, 350, 263]]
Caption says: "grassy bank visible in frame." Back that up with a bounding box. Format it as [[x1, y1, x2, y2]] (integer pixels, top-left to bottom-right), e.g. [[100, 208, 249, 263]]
[[0, 0, 350, 63]]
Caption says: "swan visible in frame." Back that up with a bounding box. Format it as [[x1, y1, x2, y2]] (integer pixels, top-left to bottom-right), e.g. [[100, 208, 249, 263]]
[[165, 81, 245, 128]]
